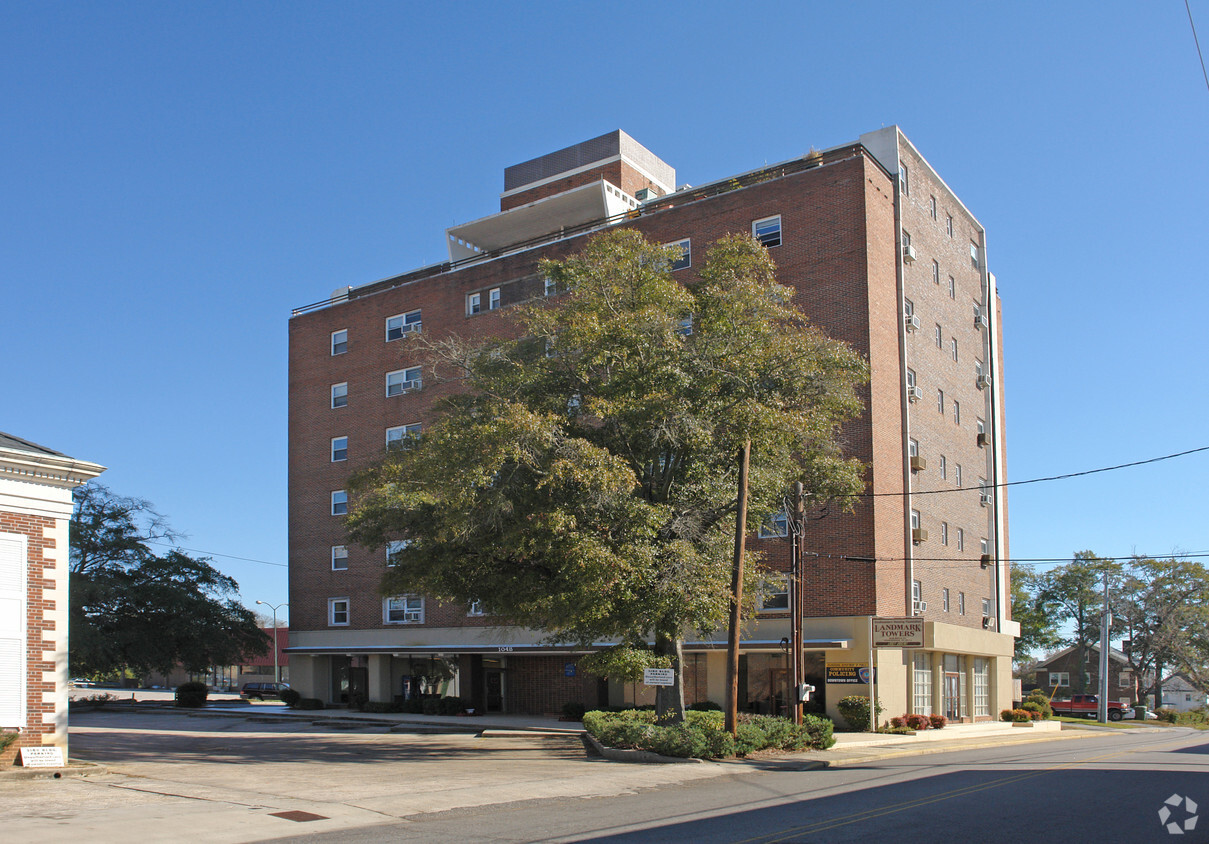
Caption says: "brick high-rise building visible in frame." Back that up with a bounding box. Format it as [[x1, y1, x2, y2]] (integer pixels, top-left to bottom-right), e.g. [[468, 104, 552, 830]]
[[286, 128, 1015, 722]]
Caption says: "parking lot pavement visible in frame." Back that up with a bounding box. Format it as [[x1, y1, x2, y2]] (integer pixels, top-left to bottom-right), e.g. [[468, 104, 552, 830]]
[[1, 709, 732, 843]]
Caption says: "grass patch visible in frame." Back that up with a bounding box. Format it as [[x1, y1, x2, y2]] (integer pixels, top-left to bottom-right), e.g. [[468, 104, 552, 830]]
[[1053, 715, 1166, 729]]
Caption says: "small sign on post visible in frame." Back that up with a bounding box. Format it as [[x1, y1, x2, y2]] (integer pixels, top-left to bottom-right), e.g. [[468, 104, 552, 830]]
[[642, 668, 675, 686], [20, 746, 65, 768]]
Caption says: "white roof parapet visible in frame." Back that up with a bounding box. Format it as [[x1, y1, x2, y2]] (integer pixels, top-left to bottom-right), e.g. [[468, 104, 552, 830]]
[[446, 180, 638, 262]]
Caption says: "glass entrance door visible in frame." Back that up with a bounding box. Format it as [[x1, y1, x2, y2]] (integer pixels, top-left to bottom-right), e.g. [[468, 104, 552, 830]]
[[485, 669, 505, 712], [944, 672, 961, 721]]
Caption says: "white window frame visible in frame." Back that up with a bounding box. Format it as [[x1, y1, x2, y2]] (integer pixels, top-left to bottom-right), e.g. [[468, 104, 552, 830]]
[[331, 490, 347, 516], [955, 464, 963, 487], [981, 597, 991, 617], [929, 195, 937, 220], [386, 539, 411, 566], [913, 653, 933, 715], [970, 242, 980, 268], [386, 423, 422, 448], [753, 215, 782, 248], [980, 537, 990, 555], [940, 522, 949, 545], [958, 592, 966, 615], [942, 587, 950, 612], [939, 454, 947, 479], [973, 658, 990, 716], [467, 600, 486, 617], [384, 595, 423, 624], [1048, 671, 1070, 688], [953, 399, 961, 426], [329, 598, 350, 626], [906, 368, 917, 389], [331, 329, 348, 356], [934, 323, 943, 349], [488, 287, 502, 310], [467, 292, 481, 315], [331, 436, 348, 462], [937, 389, 944, 414], [543, 275, 558, 297], [898, 164, 909, 195], [331, 382, 348, 409], [956, 528, 964, 551], [908, 438, 919, 458], [331, 545, 348, 571], [949, 275, 957, 299], [386, 309, 422, 341], [386, 367, 422, 397], [932, 259, 940, 284], [951, 337, 958, 362], [669, 238, 691, 271], [947, 214, 954, 237], [759, 573, 790, 611], [0, 533, 27, 729], [910, 509, 921, 530], [758, 511, 789, 538], [904, 297, 914, 317]]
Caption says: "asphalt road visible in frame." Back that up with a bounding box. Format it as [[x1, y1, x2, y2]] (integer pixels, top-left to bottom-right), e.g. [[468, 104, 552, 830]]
[[265, 727, 1209, 844]]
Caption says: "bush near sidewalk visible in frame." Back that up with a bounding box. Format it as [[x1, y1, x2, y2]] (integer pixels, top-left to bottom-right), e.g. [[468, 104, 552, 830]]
[[582, 709, 834, 759], [174, 681, 209, 708]]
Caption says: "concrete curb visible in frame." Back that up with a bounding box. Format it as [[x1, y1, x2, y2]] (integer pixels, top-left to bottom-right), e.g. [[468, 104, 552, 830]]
[[0, 760, 105, 780], [581, 731, 705, 764]]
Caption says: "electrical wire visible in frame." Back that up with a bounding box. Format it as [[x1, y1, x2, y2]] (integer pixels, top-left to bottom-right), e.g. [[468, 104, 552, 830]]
[[145, 539, 287, 568], [1188, 0, 1209, 95]]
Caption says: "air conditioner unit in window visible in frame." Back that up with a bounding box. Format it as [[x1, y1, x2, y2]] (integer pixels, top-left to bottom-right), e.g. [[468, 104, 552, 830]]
[[905, 314, 921, 332], [976, 432, 989, 447], [980, 493, 993, 506], [977, 374, 992, 389], [910, 455, 927, 472], [913, 601, 928, 615], [982, 616, 994, 629], [980, 553, 992, 568], [907, 385, 922, 402], [974, 307, 989, 329], [912, 528, 928, 544], [903, 244, 917, 264]]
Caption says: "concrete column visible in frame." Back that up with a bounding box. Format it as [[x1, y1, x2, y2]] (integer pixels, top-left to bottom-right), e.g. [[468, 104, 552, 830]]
[[368, 654, 393, 703]]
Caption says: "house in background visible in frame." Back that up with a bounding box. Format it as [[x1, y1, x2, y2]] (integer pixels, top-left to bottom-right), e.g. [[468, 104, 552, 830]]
[[0, 433, 104, 767], [1033, 644, 1140, 707], [1159, 674, 1208, 712]]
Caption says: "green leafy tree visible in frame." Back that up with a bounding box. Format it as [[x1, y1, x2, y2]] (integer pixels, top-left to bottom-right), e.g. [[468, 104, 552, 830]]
[[1112, 555, 1209, 707], [70, 484, 269, 679], [1009, 561, 1061, 667], [1035, 551, 1120, 693], [347, 229, 868, 723]]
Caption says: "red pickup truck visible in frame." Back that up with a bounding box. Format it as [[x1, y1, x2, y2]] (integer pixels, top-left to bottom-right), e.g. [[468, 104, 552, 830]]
[[1049, 694, 1126, 721]]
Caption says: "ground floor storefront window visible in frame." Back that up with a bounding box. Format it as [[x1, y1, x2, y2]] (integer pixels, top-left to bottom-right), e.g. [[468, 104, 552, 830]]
[[913, 652, 933, 715]]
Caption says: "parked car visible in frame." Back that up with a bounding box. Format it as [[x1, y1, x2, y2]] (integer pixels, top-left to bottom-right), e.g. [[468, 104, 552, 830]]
[[240, 682, 291, 701], [1127, 707, 1159, 720]]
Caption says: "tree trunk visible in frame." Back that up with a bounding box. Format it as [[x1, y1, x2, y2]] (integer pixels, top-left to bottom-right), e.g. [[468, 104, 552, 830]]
[[1154, 659, 1164, 709], [725, 440, 751, 736], [654, 630, 686, 725]]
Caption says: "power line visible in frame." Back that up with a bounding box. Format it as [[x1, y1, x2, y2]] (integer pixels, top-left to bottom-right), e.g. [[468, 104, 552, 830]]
[[1189, 0, 1209, 96], [146, 540, 287, 568]]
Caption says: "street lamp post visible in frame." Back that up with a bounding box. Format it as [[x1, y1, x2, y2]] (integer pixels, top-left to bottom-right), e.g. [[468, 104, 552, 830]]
[[255, 600, 289, 684]]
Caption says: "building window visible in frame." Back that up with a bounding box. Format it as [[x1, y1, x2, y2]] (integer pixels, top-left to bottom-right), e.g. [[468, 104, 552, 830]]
[[949, 275, 956, 299], [956, 528, 964, 551], [932, 260, 940, 285], [331, 382, 348, 409], [468, 600, 486, 617], [912, 579, 923, 608], [384, 595, 423, 624], [331, 545, 348, 571], [939, 454, 947, 479], [953, 400, 961, 426], [970, 242, 980, 269], [954, 464, 962, 487], [488, 287, 502, 310], [753, 215, 782, 248], [386, 367, 422, 396], [676, 314, 694, 337], [951, 338, 958, 362], [904, 297, 914, 317], [934, 324, 943, 348], [329, 598, 349, 626], [910, 509, 921, 530], [975, 359, 985, 382], [908, 438, 919, 458], [543, 275, 559, 297], [973, 658, 990, 716], [906, 368, 917, 389], [386, 310, 422, 341], [331, 436, 348, 462], [929, 195, 937, 219], [758, 511, 789, 538], [941, 522, 949, 545], [386, 539, 411, 566], [669, 238, 691, 271], [981, 537, 990, 555], [386, 423, 422, 449], [942, 588, 950, 612], [1048, 671, 1069, 689], [467, 292, 481, 315], [947, 214, 954, 237], [937, 389, 944, 414], [913, 653, 933, 715], [899, 164, 909, 195], [331, 329, 348, 356], [760, 573, 790, 610], [981, 597, 991, 617], [958, 592, 966, 615], [331, 490, 347, 516]]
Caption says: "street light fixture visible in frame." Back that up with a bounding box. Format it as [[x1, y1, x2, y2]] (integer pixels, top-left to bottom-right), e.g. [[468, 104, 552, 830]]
[[255, 600, 289, 684]]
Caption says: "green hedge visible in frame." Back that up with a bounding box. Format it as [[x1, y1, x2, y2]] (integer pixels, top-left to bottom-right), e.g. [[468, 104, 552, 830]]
[[582, 709, 834, 759], [174, 681, 209, 708]]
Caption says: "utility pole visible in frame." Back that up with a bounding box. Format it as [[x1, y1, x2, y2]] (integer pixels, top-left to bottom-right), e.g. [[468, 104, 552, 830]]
[[725, 440, 751, 737], [789, 482, 805, 725], [1097, 572, 1110, 723]]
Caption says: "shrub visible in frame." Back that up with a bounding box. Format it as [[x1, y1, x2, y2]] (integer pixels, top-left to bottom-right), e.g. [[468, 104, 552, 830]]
[[582, 709, 832, 758], [438, 696, 463, 715], [280, 688, 302, 708], [1154, 708, 1178, 723], [297, 697, 325, 710], [1001, 708, 1032, 723], [734, 723, 765, 756], [928, 714, 948, 730], [402, 698, 423, 714], [174, 681, 209, 708], [904, 713, 931, 731], [348, 692, 368, 711], [561, 701, 586, 721], [1023, 690, 1053, 718], [686, 709, 725, 732], [837, 695, 882, 731], [0, 731, 18, 752], [687, 700, 723, 712], [421, 696, 441, 715], [802, 714, 836, 750]]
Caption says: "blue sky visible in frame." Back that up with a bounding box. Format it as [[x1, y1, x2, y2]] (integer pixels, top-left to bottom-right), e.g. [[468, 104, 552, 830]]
[[6, 1, 1208, 623]]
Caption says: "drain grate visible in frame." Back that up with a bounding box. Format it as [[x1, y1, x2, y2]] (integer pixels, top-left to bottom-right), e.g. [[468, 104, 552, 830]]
[[268, 810, 328, 823]]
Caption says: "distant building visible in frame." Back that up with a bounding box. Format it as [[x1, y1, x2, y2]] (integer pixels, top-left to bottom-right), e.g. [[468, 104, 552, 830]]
[[1158, 674, 1207, 712], [286, 128, 1015, 722], [1033, 644, 1140, 707], [0, 433, 104, 766]]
